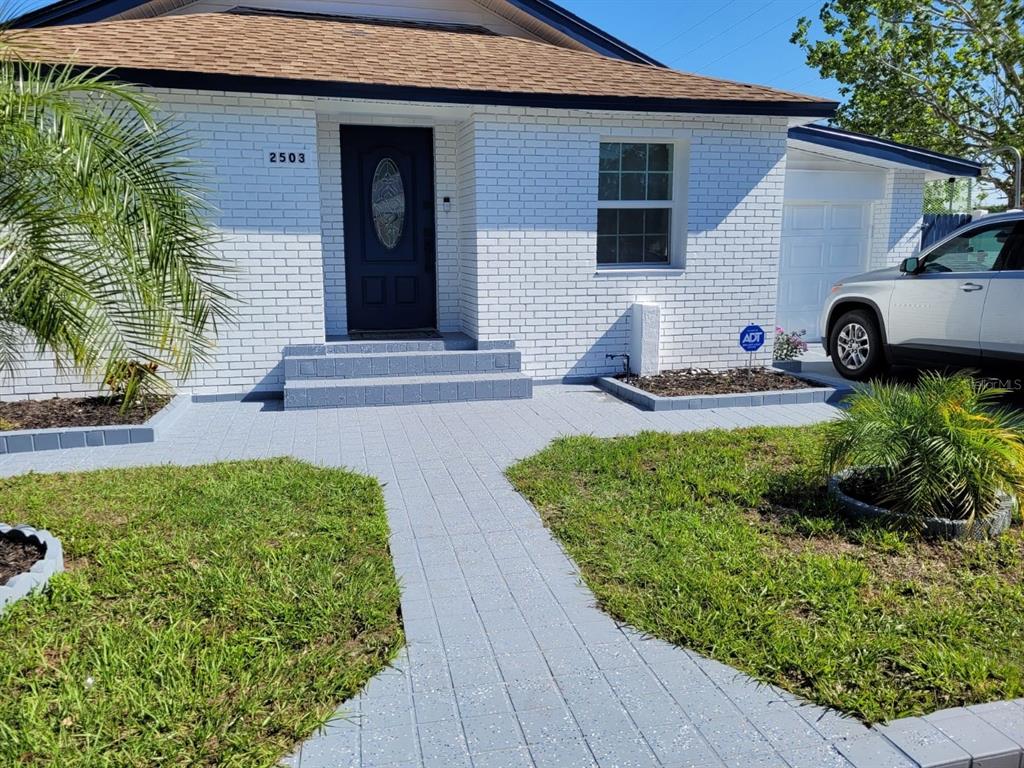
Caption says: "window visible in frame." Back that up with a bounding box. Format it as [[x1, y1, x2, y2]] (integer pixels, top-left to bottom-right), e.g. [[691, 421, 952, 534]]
[[598, 142, 678, 266], [371, 157, 406, 250], [921, 221, 1022, 274]]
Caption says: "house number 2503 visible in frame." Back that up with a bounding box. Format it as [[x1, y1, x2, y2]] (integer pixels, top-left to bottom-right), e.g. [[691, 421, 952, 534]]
[[268, 151, 306, 164]]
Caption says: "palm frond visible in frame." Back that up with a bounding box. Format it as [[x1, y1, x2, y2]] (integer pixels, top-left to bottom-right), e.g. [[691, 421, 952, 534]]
[[824, 372, 1024, 523], [0, 46, 233, 402]]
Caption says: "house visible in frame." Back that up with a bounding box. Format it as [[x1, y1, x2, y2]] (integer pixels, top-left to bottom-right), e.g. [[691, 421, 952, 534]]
[[5, 0, 983, 407]]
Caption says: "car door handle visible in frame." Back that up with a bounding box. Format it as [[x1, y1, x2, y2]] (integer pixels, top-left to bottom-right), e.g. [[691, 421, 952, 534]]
[[960, 282, 984, 292]]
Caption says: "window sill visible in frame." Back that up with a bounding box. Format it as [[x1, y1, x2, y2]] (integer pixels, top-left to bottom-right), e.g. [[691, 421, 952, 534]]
[[594, 266, 685, 277]]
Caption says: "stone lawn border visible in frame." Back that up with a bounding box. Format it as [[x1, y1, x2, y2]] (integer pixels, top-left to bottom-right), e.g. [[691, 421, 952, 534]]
[[830, 468, 1015, 541], [877, 703, 1024, 768], [0, 393, 191, 454], [597, 368, 852, 411], [0, 523, 64, 613]]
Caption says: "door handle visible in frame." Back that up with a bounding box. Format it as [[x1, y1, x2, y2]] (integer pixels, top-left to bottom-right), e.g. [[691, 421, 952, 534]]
[[960, 282, 984, 292]]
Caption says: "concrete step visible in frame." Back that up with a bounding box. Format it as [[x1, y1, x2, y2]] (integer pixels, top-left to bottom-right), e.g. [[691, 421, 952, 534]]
[[284, 339, 453, 356], [284, 372, 533, 410], [284, 349, 521, 381], [282, 334, 515, 357]]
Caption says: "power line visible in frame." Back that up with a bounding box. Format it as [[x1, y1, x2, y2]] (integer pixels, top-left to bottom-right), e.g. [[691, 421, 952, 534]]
[[783, 73, 837, 95], [649, 0, 739, 54], [692, 0, 819, 71], [762, 60, 811, 84], [663, 0, 776, 66]]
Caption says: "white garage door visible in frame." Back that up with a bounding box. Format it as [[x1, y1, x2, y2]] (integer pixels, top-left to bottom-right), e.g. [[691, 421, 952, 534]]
[[777, 202, 871, 340]]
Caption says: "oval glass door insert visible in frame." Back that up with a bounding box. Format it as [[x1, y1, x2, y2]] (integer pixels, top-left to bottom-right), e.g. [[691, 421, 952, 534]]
[[371, 158, 405, 250]]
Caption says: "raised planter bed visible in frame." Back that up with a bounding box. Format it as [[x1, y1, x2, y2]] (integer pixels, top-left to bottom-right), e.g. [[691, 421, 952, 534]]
[[598, 367, 850, 411], [829, 467, 1015, 540], [0, 394, 190, 454], [0, 524, 63, 613]]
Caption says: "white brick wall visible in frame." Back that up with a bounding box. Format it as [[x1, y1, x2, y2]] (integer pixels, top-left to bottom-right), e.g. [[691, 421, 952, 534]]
[[318, 118, 346, 338], [870, 169, 926, 270], [456, 119, 480, 339], [461, 108, 789, 378], [0, 87, 929, 398], [0, 90, 325, 399]]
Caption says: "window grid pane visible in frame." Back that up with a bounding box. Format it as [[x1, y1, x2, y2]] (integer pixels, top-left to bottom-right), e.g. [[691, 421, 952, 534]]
[[598, 142, 674, 202], [597, 208, 671, 265]]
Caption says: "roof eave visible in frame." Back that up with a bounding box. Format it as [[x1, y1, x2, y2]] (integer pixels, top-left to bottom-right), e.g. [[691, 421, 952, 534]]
[[9, 0, 662, 67], [9, 0, 141, 27], [83, 67, 839, 117], [500, 0, 664, 66], [788, 125, 984, 178]]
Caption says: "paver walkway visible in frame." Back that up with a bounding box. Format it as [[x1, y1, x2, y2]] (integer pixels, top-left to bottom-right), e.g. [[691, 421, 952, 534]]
[[0, 386, 923, 767]]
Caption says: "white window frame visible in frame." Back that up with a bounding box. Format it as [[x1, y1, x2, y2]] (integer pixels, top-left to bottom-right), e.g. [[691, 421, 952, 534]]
[[596, 138, 689, 271]]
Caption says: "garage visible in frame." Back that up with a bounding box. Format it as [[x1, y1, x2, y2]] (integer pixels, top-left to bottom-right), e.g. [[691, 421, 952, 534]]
[[778, 125, 985, 345], [777, 153, 887, 340], [777, 201, 871, 337]]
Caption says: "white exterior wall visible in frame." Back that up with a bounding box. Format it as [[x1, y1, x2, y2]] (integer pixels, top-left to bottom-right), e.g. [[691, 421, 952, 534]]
[[0, 90, 826, 397], [456, 120, 480, 339], [869, 169, 926, 270], [0, 90, 326, 399], [317, 117, 346, 338], [462, 108, 789, 379]]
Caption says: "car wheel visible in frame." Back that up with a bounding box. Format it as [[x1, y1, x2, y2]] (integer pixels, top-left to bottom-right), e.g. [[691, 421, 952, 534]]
[[829, 310, 885, 380]]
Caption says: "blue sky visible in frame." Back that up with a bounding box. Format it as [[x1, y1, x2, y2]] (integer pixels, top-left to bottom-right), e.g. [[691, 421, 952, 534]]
[[561, 0, 841, 102]]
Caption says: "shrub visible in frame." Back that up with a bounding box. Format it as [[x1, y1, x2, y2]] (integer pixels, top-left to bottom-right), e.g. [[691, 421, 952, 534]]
[[0, 47, 232, 405], [824, 372, 1024, 522], [104, 359, 163, 411], [773, 327, 808, 361]]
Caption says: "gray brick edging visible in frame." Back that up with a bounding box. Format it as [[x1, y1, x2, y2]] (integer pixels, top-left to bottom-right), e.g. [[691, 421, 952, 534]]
[[0, 523, 64, 613], [597, 374, 851, 412], [874, 704, 1024, 768], [0, 393, 191, 454]]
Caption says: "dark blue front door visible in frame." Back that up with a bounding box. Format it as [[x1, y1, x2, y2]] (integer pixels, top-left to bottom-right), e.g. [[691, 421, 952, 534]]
[[341, 126, 436, 331]]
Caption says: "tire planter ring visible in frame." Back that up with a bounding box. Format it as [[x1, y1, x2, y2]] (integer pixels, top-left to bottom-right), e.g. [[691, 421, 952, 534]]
[[828, 468, 1015, 541], [0, 524, 64, 613]]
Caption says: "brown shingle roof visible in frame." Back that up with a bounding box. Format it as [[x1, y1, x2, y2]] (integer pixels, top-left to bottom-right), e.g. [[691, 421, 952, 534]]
[[8, 11, 837, 116]]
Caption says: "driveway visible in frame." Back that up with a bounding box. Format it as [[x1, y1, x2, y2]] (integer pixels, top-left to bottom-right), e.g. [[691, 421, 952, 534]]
[[0, 386, 937, 767]]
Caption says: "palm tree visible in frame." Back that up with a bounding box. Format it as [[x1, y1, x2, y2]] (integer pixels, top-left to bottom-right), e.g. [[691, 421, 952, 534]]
[[0, 37, 232, 405]]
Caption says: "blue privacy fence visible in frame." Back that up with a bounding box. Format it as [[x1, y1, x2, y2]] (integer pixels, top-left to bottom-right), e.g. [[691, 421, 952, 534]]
[[921, 213, 972, 248]]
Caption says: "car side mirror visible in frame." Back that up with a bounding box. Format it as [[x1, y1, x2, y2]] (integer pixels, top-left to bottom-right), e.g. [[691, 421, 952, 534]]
[[900, 256, 920, 274]]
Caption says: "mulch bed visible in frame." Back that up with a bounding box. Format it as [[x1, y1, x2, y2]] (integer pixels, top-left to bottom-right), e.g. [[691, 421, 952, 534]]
[[0, 396, 171, 432], [0, 534, 44, 584], [618, 367, 816, 397]]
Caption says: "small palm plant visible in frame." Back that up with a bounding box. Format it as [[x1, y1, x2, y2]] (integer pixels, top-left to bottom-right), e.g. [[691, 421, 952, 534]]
[[0, 36, 232, 407], [824, 372, 1024, 522]]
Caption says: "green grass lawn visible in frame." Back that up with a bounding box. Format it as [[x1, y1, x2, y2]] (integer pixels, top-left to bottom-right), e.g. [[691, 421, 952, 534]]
[[507, 427, 1024, 724], [0, 459, 402, 767]]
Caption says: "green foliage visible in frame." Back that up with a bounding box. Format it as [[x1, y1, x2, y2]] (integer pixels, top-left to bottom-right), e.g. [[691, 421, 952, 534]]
[[0, 459, 403, 767], [103, 359, 162, 412], [0, 39, 232, 404], [773, 326, 809, 361], [824, 372, 1024, 521], [923, 178, 975, 214], [507, 426, 1024, 723], [793, 0, 1024, 201]]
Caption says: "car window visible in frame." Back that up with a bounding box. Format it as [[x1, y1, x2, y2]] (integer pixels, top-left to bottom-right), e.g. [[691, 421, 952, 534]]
[[921, 221, 1019, 273], [998, 224, 1024, 270]]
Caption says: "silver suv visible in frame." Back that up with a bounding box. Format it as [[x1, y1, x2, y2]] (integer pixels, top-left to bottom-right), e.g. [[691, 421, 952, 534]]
[[820, 211, 1024, 380]]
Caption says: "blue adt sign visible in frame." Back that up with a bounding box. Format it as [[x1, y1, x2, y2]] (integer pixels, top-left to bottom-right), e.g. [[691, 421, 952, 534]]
[[739, 324, 766, 352]]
